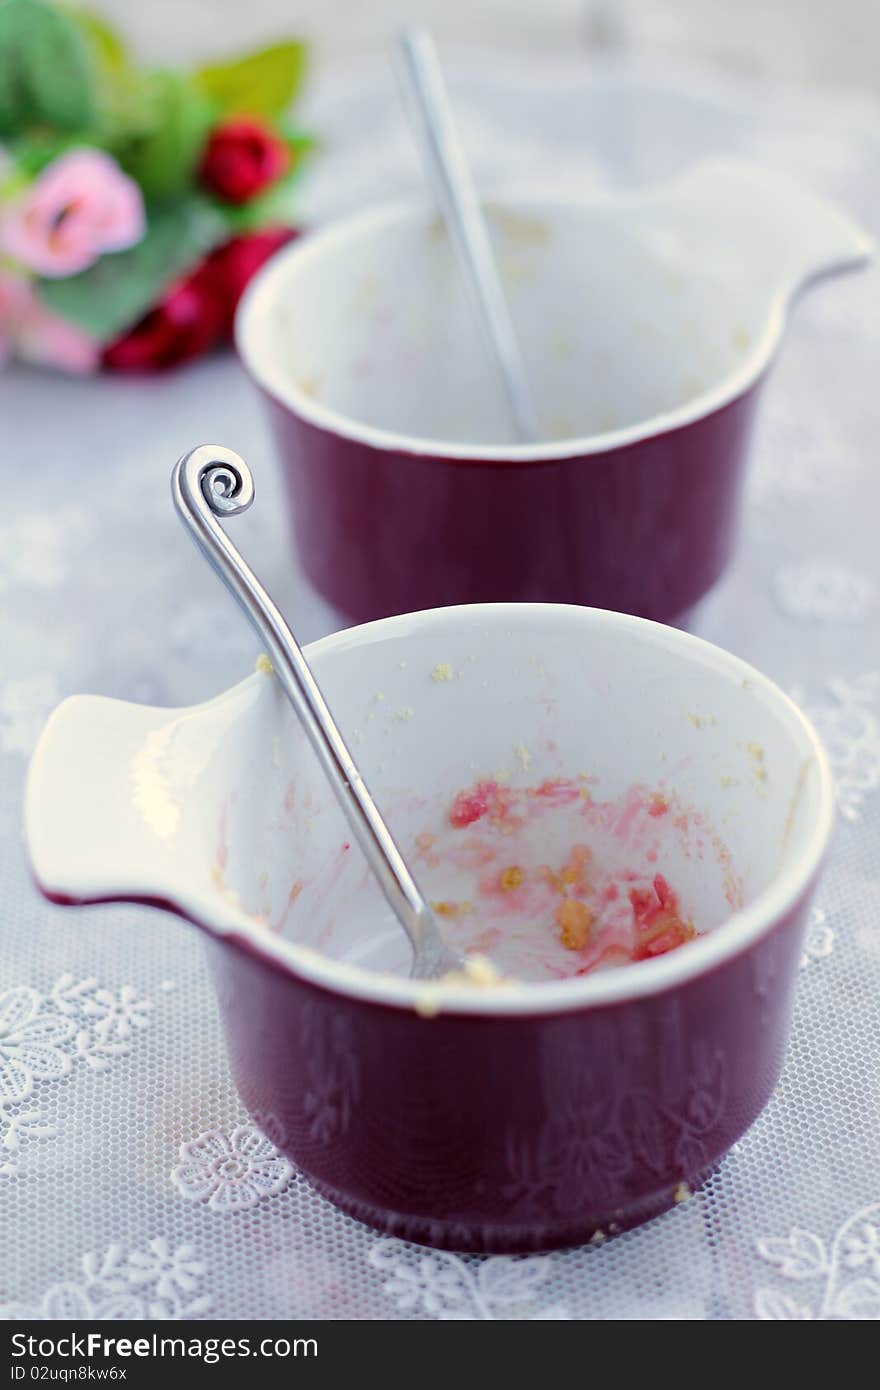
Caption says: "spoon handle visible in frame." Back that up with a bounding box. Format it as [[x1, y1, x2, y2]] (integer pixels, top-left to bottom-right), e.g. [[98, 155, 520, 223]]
[[172, 445, 459, 980], [395, 28, 540, 444]]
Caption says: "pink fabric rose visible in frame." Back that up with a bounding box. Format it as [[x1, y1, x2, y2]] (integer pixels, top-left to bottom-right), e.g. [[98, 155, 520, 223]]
[[0, 272, 99, 374], [0, 148, 145, 278]]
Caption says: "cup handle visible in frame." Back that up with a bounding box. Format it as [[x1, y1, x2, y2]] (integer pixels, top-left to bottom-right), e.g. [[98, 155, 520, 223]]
[[665, 157, 875, 297], [24, 694, 200, 909]]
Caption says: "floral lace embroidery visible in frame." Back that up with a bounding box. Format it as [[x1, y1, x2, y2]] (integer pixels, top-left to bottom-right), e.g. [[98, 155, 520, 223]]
[[171, 1125, 294, 1210], [755, 1201, 880, 1319], [774, 562, 877, 622], [0, 503, 91, 597], [0, 1239, 211, 1320], [369, 1240, 569, 1320], [749, 411, 858, 507], [0, 977, 153, 1177], [800, 906, 834, 969], [791, 674, 880, 822], [0, 672, 62, 756]]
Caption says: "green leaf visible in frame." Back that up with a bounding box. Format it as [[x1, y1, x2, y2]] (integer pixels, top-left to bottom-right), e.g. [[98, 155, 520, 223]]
[[0, 0, 96, 134], [195, 40, 306, 118], [67, 7, 129, 74], [9, 130, 87, 176], [279, 124, 317, 163], [115, 70, 214, 201], [36, 196, 229, 340]]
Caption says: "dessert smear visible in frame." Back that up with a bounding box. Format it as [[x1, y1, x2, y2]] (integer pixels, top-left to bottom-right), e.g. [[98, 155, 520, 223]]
[[406, 774, 735, 981]]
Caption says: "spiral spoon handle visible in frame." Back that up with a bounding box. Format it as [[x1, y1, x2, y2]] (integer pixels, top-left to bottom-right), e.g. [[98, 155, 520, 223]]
[[172, 444, 462, 980]]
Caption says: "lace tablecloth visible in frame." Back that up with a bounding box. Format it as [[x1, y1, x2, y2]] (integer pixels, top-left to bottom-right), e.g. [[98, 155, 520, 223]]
[[1, 57, 879, 1321]]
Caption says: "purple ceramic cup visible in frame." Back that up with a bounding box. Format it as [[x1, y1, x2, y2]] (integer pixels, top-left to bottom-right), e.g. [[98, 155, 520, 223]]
[[26, 604, 834, 1252], [236, 160, 871, 626]]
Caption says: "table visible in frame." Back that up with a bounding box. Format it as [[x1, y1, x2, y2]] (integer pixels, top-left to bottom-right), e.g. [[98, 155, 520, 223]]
[[1, 55, 879, 1320]]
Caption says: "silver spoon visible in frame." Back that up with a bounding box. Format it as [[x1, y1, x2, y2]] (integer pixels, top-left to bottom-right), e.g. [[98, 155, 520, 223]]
[[395, 28, 540, 443], [172, 444, 463, 981]]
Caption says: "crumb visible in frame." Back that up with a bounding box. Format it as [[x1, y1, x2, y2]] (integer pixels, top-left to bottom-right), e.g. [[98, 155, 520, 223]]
[[688, 712, 716, 729], [514, 741, 531, 771], [373, 691, 385, 703], [673, 1182, 691, 1205], [431, 662, 455, 683], [414, 991, 440, 1019], [556, 897, 593, 950], [745, 741, 767, 783], [500, 865, 524, 891], [396, 706, 414, 722], [458, 953, 505, 986], [255, 653, 273, 674], [431, 900, 470, 918], [589, 1230, 606, 1246]]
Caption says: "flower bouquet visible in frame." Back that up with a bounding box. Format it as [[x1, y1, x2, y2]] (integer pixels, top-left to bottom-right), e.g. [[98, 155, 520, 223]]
[[0, 0, 312, 372]]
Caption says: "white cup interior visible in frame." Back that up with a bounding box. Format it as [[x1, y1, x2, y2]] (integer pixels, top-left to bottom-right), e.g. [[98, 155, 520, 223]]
[[208, 606, 827, 989], [239, 192, 765, 451]]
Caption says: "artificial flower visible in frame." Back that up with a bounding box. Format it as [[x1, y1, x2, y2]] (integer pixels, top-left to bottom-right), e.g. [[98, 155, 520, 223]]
[[199, 117, 290, 204], [102, 260, 226, 371], [0, 148, 145, 278], [103, 227, 296, 370], [0, 272, 99, 374], [205, 226, 297, 330]]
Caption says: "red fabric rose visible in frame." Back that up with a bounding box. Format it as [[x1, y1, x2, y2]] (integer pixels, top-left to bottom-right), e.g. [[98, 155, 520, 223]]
[[199, 118, 290, 204], [102, 261, 226, 372], [207, 226, 297, 331], [103, 228, 297, 371]]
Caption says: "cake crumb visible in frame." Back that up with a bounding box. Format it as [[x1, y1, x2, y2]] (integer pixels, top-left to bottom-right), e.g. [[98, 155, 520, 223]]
[[673, 1182, 691, 1205], [432, 662, 455, 683], [414, 991, 440, 1019], [396, 706, 414, 722], [255, 653, 273, 674], [589, 1230, 606, 1246], [514, 741, 532, 771], [745, 741, 768, 783], [430, 900, 473, 918], [441, 953, 508, 988], [556, 897, 593, 950]]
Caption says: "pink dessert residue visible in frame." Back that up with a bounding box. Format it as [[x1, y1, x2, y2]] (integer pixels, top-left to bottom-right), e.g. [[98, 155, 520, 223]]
[[414, 775, 716, 980]]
